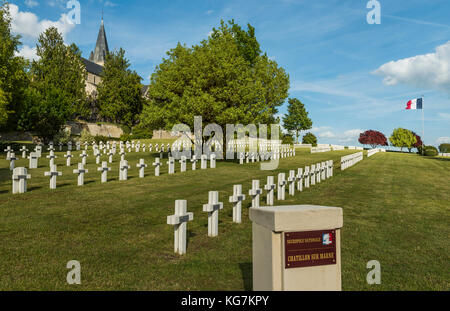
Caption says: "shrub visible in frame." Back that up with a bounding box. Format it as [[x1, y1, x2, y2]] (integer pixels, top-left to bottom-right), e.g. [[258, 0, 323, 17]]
[[282, 133, 294, 145], [53, 128, 72, 144], [302, 132, 317, 147], [121, 125, 132, 134], [131, 126, 153, 139], [79, 129, 94, 144], [439, 143, 450, 153], [424, 145, 438, 157]]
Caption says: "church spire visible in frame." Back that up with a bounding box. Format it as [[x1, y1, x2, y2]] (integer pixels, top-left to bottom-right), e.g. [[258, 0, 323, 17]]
[[90, 15, 109, 66]]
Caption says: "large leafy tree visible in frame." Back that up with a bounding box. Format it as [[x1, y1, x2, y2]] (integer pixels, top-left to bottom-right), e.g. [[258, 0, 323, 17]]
[[358, 130, 388, 149], [389, 128, 417, 152], [282, 98, 312, 143], [410, 131, 423, 153], [97, 48, 144, 127], [302, 132, 317, 147], [0, 2, 29, 129], [140, 20, 290, 138], [18, 27, 86, 140]]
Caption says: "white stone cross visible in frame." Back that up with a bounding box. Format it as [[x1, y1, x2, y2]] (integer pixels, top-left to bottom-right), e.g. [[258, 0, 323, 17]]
[[73, 163, 88, 186], [28, 152, 39, 169], [321, 162, 327, 181], [108, 150, 114, 164], [202, 191, 223, 237], [277, 173, 286, 201], [210, 154, 216, 168], [46, 150, 57, 167], [20, 146, 28, 159], [249, 180, 263, 208], [180, 156, 187, 172], [264, 176, 276, 206], [328, 160, 334, 178], [96, 152, 101, 165], [287, 170, 296, 196], [4, 146, 13, 160], [229, 185, 246, 223], [136, 159, 147, 178], [191, 155, 198, 171], [44, 164, 62, 189], [76, 142, 80, 151], [58, 142, 63, 151], [120, 148, 126, 162], [310, 164, 316, 186], [296, 168, 303, 192], [97, 161, 111, 183], [167, 200, 194, 255], [316, 163, 322, 184], [239, 153, 244, 165], [167, 157, 175, 174], [12, 167, 31, 194], [67, 141, 72, 151], [304, 166, 310, 188], [8, 152, 18, 171], [201, 154, 207, 169], [34, 145, 42, 158], [119, 160, 131, 181], [80, 150, 88, 165], [64, 151, 73, 167], [152, 157, 161, 176]]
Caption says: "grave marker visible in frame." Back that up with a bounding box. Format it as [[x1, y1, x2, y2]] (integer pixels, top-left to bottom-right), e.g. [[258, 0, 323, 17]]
[[12, 167, 31, 194], [277, 173, 286, 201], [202, 191, 223, 237], [264, 176, 276, 206], [136, 159, 147, 178], [167, 200, 194, 255], [73, 163, 88, 186], [229, 185, 246, 223], [97, 161, 111, 183], [44, 164, 62, 189], [249, 180, 263, 208]]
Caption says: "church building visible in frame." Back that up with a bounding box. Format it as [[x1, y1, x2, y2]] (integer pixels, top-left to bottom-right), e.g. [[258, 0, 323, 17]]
[[81, 18, 109, 97]]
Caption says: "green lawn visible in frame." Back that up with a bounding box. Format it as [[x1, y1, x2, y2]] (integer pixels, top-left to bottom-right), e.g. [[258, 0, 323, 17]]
[[0, 147, 448, 290]]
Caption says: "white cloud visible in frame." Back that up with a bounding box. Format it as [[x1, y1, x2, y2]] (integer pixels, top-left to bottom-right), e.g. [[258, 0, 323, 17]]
[[437, 137, 450, 144], [8, 3, 75, 40], [15, 45, 39, 61], [373, 41, 450, 93], [311, 126, 363, 144], [25, 0, 39, 8], [339, 129, 363, 142]]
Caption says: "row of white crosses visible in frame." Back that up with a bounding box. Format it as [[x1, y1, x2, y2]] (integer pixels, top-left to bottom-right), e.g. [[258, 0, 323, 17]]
[[166, 160, 335, 255], [341, 152, 364, 170]]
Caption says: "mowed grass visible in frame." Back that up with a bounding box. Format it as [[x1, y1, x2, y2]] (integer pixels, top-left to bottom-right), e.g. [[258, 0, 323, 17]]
[[0, 147, 448, 291]]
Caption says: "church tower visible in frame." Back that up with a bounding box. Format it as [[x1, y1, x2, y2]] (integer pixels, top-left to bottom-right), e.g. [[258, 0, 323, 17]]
[[89, 17, 109, 66]]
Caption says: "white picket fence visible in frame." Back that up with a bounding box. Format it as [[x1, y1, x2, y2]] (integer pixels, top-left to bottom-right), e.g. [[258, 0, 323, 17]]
[[439, 153, 450, 157], [341, 152, 363, 170]]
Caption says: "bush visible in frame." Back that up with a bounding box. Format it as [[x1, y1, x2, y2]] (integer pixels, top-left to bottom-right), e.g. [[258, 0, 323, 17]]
[[119, 134, 133, 142], [121, 125, 132, 135], [439, 143, 450, 153], [423, 145, 438, 157], [53, 128, 72, 144], [0, 141, 22, 152], [281, 133, 294, 145], [131, 126, 153, 139], [302, 132, 317, 147], [93, 135, 120, 144], [79, 129, 94, 144]]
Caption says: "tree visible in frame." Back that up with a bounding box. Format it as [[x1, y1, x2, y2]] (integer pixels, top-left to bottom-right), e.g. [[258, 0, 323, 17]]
[[17, 27, 86, 140], [439, 143, 450, 153], [139, 20, 289, 143], [282, 98, 312, 143], [97, 48, 144, 127], [28, 27, 87, 117], [0, 2, 29, 130], [358, 130, 388, 149], [389, 128, 417, 152], [302, 132, 317, 147], [410, 131, 423, 153]]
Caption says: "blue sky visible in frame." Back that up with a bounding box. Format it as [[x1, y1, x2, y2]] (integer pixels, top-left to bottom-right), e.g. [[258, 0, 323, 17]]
[[8, 0, 450, 148]]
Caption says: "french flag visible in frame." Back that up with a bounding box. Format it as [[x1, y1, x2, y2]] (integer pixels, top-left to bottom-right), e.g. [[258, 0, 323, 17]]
[[406, 98, 423, 110]]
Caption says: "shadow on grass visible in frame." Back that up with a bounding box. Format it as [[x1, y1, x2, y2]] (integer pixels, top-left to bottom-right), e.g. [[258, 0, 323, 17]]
[[239, 262, 253, 291], [28, 186, 42, 192]]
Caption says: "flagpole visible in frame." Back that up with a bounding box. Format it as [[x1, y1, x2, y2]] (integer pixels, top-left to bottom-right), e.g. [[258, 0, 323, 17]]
[[422, 95, 425, 156]]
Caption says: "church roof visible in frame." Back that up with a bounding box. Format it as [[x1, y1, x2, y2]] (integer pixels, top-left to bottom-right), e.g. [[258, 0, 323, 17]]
[[90, 18, 109, 64], [82, 57, 103, 76]]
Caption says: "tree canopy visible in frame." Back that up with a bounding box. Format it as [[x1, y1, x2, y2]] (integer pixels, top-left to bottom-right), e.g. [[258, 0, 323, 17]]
[[302, 132, 317, 147], [282, 98, 312, 143], [17, 27, 86, 141], [389, 128, 417, 152], [0, 2, 29, 129], [358, 130, 388, 149], [139, 20, 290, 134], [97, 48, 145, 127]]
